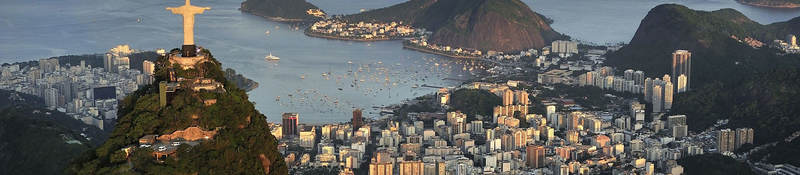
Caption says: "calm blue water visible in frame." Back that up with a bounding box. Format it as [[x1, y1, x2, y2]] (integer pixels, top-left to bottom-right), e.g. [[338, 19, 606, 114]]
[[1, 0, 798, 123]]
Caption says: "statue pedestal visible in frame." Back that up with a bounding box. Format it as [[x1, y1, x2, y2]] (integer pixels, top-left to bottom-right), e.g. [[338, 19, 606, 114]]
[[170, 51, 207, 70], [182, 45, 197, 57]]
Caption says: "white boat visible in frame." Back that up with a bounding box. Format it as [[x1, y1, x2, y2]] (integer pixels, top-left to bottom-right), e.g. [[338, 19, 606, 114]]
[[265, 52, 280, 61]]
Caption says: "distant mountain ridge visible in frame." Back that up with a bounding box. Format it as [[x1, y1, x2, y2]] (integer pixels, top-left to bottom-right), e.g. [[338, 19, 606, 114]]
[[607, 4, 800, 85], [737, 0, 800, 8], [607, 3, 800, 146], [345, 0, 564, 52]]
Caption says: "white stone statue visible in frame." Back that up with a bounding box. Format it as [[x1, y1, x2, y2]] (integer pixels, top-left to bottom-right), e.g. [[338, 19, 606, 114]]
[[166, 0, 210, 46]]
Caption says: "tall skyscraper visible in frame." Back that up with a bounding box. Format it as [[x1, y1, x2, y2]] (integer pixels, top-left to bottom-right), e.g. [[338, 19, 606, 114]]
[[515, 90, 529, 105], [143, 60, 155, 76], [352, 109, 363, 130], [44, 88, 59, 109], [633, 70, 645, 85], [546, 105, 556, 127], [104, 53, 114, 73], [369, 161, 394, 175], [526, 145, 545, 168], [585, 71, 595, 87], [399, 160, 424, 175], [718, 129, 736, 153], [644, 78, 653, 102], [672, 50, 691, 92], [503, 89, 514, 106], [664, 82, 674, 110], [282, 113, 299, 137], [624, 69, 634, 81], [652, 84, 663, 113], [677, 74, 688, 93], [735, 128, 754, 149]]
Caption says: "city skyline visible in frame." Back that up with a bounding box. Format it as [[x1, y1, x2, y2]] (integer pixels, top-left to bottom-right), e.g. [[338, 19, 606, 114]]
[[2, 0, 800, 175]]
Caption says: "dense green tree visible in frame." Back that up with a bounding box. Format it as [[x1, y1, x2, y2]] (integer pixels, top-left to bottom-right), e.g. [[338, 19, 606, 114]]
[[449, 89, 501, 122], [678, 154, 756, 175], [68, 49, 287, 174]]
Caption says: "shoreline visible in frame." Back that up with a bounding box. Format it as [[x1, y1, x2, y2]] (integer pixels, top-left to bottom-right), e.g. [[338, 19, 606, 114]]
[[736, 0, 800, 8], [401, 42, 483, 59], [303, 29, 406, 42]]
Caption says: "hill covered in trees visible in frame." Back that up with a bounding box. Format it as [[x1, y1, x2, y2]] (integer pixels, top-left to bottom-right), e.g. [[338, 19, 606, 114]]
[[607, 4, 800, 86], [671, 69, 800, 144], [67, 49, 287, 174], [604, 4, 800, 145], [240, 0, 324, 21], [0, 90, 107, 175], [678, 154, 756, 175], [345, 0, 564, 52], [448, 89, 501, 121]]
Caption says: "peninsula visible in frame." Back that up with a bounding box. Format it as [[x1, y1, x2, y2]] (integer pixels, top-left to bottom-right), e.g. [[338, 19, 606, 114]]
[[240, 0, 325, 22]]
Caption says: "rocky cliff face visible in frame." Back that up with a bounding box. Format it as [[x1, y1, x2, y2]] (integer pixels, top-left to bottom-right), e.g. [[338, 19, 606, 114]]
[[430, 0, 560, 52], [347, 0, 563, 52]]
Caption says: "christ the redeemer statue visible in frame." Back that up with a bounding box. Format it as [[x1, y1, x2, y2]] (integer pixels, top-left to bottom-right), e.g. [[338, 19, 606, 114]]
[[167, 0, 210, 57]]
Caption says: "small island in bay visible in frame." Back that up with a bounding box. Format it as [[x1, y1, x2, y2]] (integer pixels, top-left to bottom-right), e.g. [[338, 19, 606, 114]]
[[240, 0, 325, 22], [737, 0, 800, 8]]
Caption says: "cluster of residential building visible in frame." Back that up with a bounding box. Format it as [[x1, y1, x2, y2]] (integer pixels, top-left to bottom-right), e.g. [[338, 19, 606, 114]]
[[404, 37, 484, 59], [308, 20, 420, 40], [477, 40, 580, 63], [0, 45, 159, 130], [540, 50, 693, 114], [268, 77, 755, 175], [772, 34, 800, 54], [547, 40, 580, 58]]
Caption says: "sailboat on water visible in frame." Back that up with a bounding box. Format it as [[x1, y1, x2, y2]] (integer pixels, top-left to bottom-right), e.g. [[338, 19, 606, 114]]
[[265, 52, 280, 61]]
